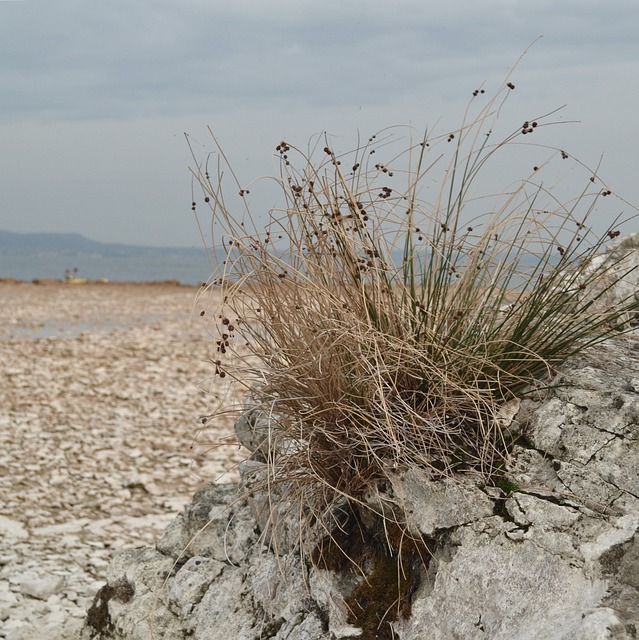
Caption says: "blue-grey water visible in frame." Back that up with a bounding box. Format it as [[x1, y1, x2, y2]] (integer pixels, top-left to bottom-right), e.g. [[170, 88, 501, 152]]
[[0, 231, 218, 285], [0, 251, 215, 285], [0, 230, 560, 287]]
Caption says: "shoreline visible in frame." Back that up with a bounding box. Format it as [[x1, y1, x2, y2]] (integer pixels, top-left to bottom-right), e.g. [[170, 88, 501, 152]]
[[0, 277, 203, 287]]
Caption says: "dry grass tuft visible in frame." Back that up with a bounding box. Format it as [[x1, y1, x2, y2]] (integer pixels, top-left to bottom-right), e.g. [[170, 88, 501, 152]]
[[188, 75, 639, 602]]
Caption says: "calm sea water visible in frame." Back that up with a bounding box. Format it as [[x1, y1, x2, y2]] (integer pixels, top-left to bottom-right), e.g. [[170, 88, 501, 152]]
[[0, 243, 555, 288], [0, 252, 215, 286]]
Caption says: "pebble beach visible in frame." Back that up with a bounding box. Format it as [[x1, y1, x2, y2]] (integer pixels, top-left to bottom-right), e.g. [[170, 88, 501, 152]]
[[0, 281, 245, 639]]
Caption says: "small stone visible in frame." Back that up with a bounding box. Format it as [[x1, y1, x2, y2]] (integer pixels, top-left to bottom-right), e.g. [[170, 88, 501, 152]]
[[64, 589, 78, 602], [0, 553, 19, 565], [88, 557, 109, 571], [0, 516, 28, 542], [0, 588, 20, 619], [43, 603, 68, 625], [3, 618, 26, 640], [19, 575, 65, 600], [505, 528, 526, 541]]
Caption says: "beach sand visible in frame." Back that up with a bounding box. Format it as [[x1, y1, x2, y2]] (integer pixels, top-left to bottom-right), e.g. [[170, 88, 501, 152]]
[[0, 281, 246, 637]]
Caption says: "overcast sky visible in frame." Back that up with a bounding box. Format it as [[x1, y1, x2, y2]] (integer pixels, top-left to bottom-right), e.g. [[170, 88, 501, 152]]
[[2, 0, 639, 247]]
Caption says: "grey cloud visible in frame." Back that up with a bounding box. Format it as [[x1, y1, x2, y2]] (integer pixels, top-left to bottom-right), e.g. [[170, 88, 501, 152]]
[[2, 0, 637, 124]]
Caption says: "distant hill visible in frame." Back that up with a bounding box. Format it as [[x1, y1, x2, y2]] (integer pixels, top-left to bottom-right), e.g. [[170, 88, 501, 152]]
[[0, 231, 214, 284], [0, 230, 205, 256]]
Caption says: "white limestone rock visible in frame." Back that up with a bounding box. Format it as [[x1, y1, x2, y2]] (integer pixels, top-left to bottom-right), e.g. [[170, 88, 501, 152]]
[[81, 334, 639, 640], [388, 470, 495, 536], [0, 516, 28, 542], [17, 574, 65, 601]]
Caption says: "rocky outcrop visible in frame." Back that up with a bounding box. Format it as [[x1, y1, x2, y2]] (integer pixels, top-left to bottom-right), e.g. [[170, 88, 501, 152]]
[[80, 334, 639, 640], [584, 232, 639, 324]]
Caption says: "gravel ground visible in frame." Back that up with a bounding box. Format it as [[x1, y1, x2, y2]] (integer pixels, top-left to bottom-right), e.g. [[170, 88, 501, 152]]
[[0, 281, 245, 640]]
